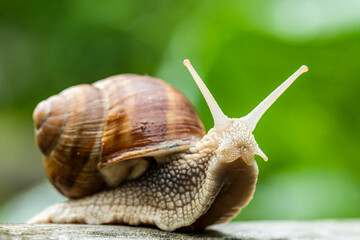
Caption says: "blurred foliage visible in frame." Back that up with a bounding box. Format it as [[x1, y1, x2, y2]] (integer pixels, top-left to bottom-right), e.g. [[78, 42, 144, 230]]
[[0, 0, 359, 222]]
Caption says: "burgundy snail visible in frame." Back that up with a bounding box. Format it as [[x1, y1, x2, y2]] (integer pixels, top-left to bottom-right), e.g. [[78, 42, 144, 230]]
[[29, 60, 308, 231]]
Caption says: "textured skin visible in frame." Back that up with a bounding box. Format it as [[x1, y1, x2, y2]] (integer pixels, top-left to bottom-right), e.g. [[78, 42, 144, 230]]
[[29, 120, 259, 231]]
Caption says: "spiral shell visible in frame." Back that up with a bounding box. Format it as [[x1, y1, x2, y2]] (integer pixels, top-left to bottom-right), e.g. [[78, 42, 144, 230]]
[[33, 74, 205, 198]]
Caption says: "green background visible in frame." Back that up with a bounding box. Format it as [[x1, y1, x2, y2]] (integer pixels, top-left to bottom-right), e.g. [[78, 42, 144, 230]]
[[0, 0, 359, 222]]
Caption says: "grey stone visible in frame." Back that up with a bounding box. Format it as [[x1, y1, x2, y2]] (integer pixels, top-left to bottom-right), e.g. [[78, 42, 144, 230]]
[[0, 220, 359, 240]]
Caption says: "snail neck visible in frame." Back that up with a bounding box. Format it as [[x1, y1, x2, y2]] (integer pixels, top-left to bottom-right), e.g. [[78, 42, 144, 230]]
[[173, 123, 260, 229], [190, 154, 258, 229]]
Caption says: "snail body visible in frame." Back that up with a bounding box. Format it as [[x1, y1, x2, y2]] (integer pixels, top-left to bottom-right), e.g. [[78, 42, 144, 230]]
[[29, 60, 308, 231]]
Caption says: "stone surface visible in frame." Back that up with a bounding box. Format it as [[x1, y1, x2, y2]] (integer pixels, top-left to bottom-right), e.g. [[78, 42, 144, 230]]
[[0, 220, 359, 240]]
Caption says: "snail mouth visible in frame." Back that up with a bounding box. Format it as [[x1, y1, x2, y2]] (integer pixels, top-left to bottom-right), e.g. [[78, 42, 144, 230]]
[[239, 147, 256, 166], [241, 155, 256, 166]]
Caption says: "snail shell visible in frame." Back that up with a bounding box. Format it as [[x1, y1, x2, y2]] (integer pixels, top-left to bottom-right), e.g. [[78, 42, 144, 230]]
[[33, 74, 205, 198], [29, 61, 308, 231]]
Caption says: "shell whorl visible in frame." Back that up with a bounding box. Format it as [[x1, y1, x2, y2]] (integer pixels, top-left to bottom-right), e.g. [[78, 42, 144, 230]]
[[34, 84, 107, 198], [33, 74, 205, 198]]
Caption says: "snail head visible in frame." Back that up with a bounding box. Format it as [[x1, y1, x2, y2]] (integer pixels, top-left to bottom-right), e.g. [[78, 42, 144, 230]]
[[183, 59, 308, 165]]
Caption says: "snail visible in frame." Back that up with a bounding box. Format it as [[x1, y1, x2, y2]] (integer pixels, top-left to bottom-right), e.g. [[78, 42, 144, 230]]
[[28, 60, 308, 231]]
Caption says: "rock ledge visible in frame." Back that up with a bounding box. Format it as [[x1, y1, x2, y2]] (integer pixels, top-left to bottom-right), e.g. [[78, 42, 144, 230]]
[[0, 220, 359, 240]]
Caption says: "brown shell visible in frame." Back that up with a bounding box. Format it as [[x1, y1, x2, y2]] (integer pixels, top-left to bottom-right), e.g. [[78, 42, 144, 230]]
[[33, 74, 205, 198]]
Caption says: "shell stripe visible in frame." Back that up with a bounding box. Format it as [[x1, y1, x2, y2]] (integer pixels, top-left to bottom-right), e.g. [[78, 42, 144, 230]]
[[67, 85, 108, 196], [95, 75, 137, 168], [164, 84, 205, 142], [129, 75, 168, 152], [45, 85, 106, 197]]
